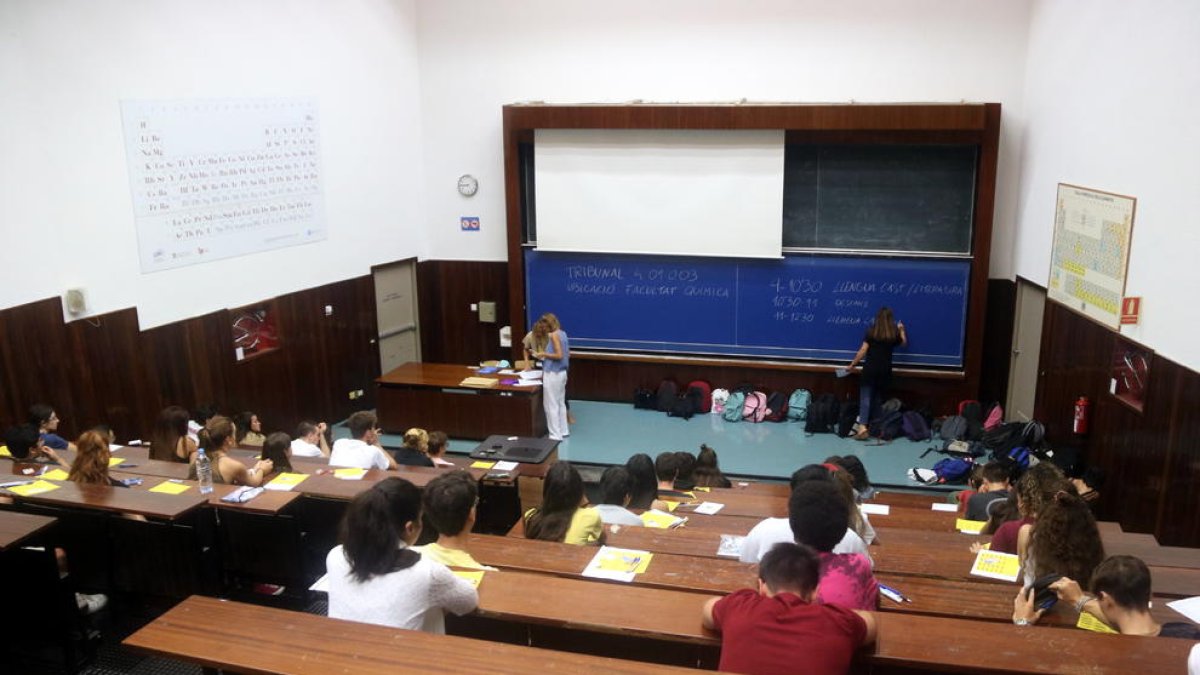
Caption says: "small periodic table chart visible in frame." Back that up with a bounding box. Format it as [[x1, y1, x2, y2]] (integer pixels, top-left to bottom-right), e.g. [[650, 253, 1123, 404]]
[[1048, 183, 1136, 329], [121, 98, 327, 273]]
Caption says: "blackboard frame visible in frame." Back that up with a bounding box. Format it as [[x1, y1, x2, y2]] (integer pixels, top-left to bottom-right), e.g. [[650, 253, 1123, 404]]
[[503, 103, 1001, 390]]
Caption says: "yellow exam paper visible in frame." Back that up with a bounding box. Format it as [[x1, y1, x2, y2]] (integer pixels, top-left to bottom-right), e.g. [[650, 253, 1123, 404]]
[[1076, 612, 1118, 633], [108, 457, 125, 467], [0, 445, 10, 457], [149, 481, 193, 495], [970, 550, 1021, 581], [267, 473, 309, 490], [596, 548, 653, 574], [41, 469, 70, 481], [471, 461, 496, 469], [333, 468, 367, 479], [956, 518, 987, 534], [452, 570, 485, 588], [8, 480, 62, 496], [665, 501, 679, 512], [640, 510, 681, 529], [694, 487, 711, 492]]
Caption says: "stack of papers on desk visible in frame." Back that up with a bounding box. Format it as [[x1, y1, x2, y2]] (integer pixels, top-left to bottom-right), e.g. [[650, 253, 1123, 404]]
[[518, 370, 542, 381], [459, 377, 498, 388], [7, 480, 60, 496], [265, 473, 309, 491], [582, 546, 653, 582], [640, 509, 687, 529], [40, 469, 70, 481], [717, 534, 745, 558], [333, 468, 367, 480], [149, 480, 192, 495], [970, 549, 1020, 581]]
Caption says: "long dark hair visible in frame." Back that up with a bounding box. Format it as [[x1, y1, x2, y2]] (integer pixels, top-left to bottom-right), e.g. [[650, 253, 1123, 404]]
[[625, 453, 659, 509], [260, 432, 292, 473], [866, 307, 899, 342], [340, 478, 422, 582], [1031, 490, 1105, 585], [692, 444, 728, 488], [526, 462, 584, 542], [149, 405, 190, 463]]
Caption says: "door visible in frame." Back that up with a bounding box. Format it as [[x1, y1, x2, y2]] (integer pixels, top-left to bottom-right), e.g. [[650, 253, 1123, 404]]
[[373, 259, 421, 374], [1006, 277, 1046, 421]]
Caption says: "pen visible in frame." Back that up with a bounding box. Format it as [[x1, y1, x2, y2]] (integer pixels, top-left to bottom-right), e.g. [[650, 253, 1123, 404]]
[[878, 583, 911, 603]]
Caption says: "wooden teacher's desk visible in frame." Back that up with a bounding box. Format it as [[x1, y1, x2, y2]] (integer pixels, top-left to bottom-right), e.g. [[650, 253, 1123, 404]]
[[376, 362, 547, 439]]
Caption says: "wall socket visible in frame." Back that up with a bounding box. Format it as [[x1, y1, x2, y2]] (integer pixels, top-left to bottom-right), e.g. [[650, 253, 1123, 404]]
[[348, 389, 365, 400]]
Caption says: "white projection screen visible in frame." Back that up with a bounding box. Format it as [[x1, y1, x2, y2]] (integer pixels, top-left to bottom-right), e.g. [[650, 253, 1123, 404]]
[[534, 129, 785, 258]]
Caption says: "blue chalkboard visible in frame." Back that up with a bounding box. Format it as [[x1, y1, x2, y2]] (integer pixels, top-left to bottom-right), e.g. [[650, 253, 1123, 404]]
[[525, 250, 970, 368]]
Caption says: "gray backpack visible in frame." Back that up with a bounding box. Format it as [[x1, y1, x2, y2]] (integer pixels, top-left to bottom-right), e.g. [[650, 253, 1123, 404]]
[[939, 415, 968, 442]]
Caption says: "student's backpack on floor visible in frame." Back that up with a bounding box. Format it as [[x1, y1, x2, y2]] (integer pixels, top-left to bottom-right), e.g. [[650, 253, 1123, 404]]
[[786, 389, 811, 422], [868, 410, 904, 441], [633, 387, 657, 410], [983, 403, 1004, 431], [711, 388, 730, 414], [667, 393, 697, 420], [836, 401, 860, 438], [764, 391, 789, 422], [804, 393, 839, 434], [959, 401, 984, 441], [932, 457, 975, 483], [655, 380, 678, 412], [743, 391, 769, 423], [686, 380, 713, 414], [723, 391, 747, 422], [901, 410, 932, 441], [938, 415, 969, 442]]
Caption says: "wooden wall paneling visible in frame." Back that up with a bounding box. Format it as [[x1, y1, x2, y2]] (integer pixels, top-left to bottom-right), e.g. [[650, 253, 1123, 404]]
[[418, 261, 509, 366], [0, 298, 80, 436], [138, 312, 229, 428], [65, 308, 162, 439], [1157, 362, 1200, 546], [978, 279, 1016, 407], [1033, 303, 1111, 450]]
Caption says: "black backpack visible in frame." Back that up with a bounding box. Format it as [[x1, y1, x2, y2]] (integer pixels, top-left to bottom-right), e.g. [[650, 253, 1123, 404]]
[[764, 391, 789, 422], [667, 393, 696, 420], [837, 401, 860, 437], [633, 387, 657, 410], [804, 393, 839, 434], [868, 410, 904, 440], [960, 401, 984, 441], [655, 380, 678, 412], [982, 421, 1025, 458]]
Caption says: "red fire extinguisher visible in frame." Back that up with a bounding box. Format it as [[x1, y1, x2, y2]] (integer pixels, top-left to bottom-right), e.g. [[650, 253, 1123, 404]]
[[1073, 396, 1090, 435]]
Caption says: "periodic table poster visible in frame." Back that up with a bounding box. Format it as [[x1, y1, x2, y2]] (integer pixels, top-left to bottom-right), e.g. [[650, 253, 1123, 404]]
[[121, 98, 326, 273], [1048, 183, 1136, 329]]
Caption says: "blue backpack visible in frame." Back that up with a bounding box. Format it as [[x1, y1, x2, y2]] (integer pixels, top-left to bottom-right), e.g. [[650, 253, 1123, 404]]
[[901, 411, 932, 441], [932, 457, 975, 483], [723, 391, 746, 422], [786, 389, 811, 422], [1007, 446, 1032, 470]]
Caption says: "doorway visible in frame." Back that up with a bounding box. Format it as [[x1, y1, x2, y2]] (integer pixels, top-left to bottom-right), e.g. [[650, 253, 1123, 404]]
[[1006, 277, 1046, 421], [373, 258, 421, 375]]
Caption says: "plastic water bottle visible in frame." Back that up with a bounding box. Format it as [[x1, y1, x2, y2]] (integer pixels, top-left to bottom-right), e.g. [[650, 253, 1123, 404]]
[[195, 448, 213, 495]]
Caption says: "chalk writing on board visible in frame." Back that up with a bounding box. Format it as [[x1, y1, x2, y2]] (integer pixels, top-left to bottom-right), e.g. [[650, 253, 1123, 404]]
[[121, 98, 327, 273]]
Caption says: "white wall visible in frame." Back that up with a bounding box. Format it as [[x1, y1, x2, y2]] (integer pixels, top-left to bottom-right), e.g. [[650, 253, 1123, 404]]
[[0, 0, 424, 328], [1014, 0, 1200, 369], [415, 0, 1034, 278]]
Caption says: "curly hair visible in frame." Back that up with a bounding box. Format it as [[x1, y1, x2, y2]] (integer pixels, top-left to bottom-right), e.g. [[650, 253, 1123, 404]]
[[1015, 462, 1068, 519], [1030, 490, 1105, 585], [68, 431, 112, 486]]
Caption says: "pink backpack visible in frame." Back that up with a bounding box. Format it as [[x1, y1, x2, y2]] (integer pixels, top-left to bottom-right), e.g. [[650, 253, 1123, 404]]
[[742, 391, 768, 423], [983, 403, 1004, 431]]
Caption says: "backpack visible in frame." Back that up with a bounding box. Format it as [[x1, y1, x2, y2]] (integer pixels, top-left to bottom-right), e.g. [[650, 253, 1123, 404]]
[[881, 398, 903, 416], [711, 388, 730, 414], [686, 381, 713, 414], [868, 410, 904, 440], [960, 401, 984, 441], [764, 391, 789, 422], [939, 415, 968, 442], [837, 401, 860, 438], [983, 403, 1004, 431], [655, 380, 678, 412], [1021, 420, 1046, 450], [1006, 446, 1032, 471], [723, 391, 746, 422], [804, 393, 839, 434], [982, 421, 1025, 458], [667, 394, 696, 420], [633, 387, 657, 410], [786, 389, 811, 422], [743, 391, 769, 423], [901, 410, 932, 441], [932, 457, 975, 483]]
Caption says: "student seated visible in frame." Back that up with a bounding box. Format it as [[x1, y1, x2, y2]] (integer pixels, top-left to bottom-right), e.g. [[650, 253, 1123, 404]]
[[524, 461, 603, 545], [1015, 555, 1200, 638], [987, 462, 1069, 555], [692, 444, 732, 489], [413, 470, 491, 569], [703, 542, 877, 675], [965, 461, 1013, 521], [654, 452, 695, 502], [1020, 489, 1104, 588], [187, 402, 219, 444], [189, 416, 273, 486], [67, 431, 125, 487], [828, 467, 876, 545], [29, 403, 75, 452], [326, 477, 478, 633], [260, 432, 294, 474], [4, 423, 71, 470], [789, 479, 879, 610], [625, 453, 667, 511], [149, 405, 198, 463], [593, 466, 644, 527], [394, 428, 435, 467], [425, 431, 455, 467], [673, 450, 697, 490], [740, 465, 869, 564], [329, 411, 397, 471], [824, 455, 875, 501], [290, 421, 330, 458], [234, 411, 267, 447]]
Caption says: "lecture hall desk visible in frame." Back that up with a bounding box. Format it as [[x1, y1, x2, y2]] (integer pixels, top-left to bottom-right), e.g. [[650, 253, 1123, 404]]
[[125, 595, 704, 675], [0, 510, 57, 551], [376, 361, 548, 439]]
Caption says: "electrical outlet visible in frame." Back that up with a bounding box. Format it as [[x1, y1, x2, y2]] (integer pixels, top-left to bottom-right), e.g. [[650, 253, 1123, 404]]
[[470, 303, 478, 312], [348, 390, 356, 400], [325, 305, 333, 316]]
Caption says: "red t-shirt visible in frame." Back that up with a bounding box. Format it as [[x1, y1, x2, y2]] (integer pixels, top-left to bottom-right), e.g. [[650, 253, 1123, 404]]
[[711, 589, 867, 675], [990, 517, 1034, 554]]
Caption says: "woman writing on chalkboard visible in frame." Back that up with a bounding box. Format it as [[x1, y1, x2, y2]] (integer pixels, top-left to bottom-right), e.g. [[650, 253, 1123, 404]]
[[534, 313, 570, 441], [846, 307, 906, 440]]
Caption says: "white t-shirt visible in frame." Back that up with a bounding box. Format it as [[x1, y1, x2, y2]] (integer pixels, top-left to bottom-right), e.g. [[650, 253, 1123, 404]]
[[325, 545, 477, 633], [291, 437, 323, 458], [738, 517, 871, 565], [329, 438, 391, 470], [593, 504, 644, 527]]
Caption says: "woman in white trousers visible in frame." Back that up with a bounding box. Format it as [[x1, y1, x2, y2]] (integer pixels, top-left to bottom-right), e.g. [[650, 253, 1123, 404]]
[[535, 314, 570, 441]]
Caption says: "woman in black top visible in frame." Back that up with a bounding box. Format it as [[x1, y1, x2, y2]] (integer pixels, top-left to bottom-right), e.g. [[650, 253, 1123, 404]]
[[847, 307, 906, 439]]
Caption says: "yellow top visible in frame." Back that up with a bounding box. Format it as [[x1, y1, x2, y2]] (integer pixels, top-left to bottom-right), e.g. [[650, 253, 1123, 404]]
[[524, 506, 603, 545], [415, 542, 486, 570]]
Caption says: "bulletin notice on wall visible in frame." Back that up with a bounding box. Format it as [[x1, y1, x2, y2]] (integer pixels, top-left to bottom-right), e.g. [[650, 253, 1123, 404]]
[[1047, 183, 1135, 330], [121, 98, 326, 273]]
